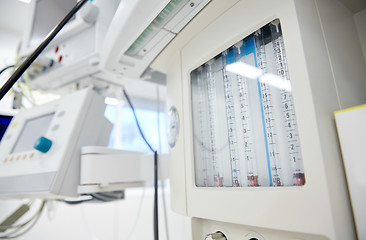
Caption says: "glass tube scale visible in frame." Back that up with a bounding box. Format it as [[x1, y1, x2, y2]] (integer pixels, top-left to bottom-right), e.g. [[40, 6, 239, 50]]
[[190, 20, 305, 187]]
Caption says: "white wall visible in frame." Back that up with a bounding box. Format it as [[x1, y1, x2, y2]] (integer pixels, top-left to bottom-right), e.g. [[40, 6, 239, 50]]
[[0, 31, 20, 114], [0, 32, 19, 66], [354, 8, 366, 64], [0, 0, 30, 36]]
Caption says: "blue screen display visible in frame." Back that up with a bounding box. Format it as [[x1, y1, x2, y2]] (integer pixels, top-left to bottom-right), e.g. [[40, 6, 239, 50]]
[[0, 115, 12, 142]]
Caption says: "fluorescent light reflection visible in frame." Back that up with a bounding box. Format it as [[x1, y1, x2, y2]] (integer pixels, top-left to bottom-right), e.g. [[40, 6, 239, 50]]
[[226, 62, 262, 79], [105, 97, 125, 106], [260, 73, 291, 92], [226, 62, 292, 92]]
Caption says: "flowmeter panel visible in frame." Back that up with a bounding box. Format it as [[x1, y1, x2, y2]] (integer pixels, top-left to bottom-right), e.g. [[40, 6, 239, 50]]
[[190, 20, 305, 187]]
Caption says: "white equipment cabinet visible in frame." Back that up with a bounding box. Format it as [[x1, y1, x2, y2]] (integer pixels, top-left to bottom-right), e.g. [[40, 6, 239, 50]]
[[152, 0, 366, 239]]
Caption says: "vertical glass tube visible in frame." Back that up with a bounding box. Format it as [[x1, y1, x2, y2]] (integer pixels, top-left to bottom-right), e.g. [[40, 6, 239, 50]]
[[255, 30, 283, 186], [222, 52, 241, 187], [206, 62, 222, 187], [196, 67, 213, 187], [270, 21, 305, 186], [236, 73, 259, 186]]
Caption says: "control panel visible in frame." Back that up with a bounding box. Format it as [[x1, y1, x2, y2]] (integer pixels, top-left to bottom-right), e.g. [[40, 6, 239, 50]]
[[0, 88, 112, 198]]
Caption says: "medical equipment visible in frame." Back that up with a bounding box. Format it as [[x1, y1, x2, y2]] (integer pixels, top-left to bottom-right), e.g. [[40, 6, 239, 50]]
[[78, 146, 169, 194], [0, 88, 112, 198], [16, 0, 213, 93], [153, 0, 366, 239], [190, 20, 304, 188], [0, 0, 90, 101], [18, 0, 119, 91], [0, 115, 12, 142], [100, 0, 211, 80], [335, 105, 366, 239]]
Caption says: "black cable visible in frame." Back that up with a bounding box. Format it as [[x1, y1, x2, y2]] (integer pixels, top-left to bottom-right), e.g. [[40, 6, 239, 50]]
[[122, 89, 154, 152], [0, 0, 89, 101], [62, 191, 125, 205], [90, 192, 124, 202], [62, 198, 93, 205], [0, 65, 15, 76], [154, 151, 159, 240], [97, 191, 124, 199], [89, 194, 113, 202], [123, 88, 159, 240]]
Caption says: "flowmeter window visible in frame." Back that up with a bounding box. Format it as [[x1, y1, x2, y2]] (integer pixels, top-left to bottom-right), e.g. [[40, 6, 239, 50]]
[[190, 20, 305, 187]]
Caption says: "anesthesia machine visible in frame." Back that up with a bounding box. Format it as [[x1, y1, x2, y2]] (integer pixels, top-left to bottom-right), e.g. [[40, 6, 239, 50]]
[[151, 0, 366, 239], [0, 0, 365, 239]]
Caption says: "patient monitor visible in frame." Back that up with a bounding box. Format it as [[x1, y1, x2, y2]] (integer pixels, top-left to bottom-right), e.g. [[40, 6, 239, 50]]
[[0, 88, 112, 198]]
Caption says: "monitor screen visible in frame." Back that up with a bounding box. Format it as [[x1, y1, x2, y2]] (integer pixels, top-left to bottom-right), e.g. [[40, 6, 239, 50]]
[[0, 115, 13, 142], [11, 113, 54, 154]]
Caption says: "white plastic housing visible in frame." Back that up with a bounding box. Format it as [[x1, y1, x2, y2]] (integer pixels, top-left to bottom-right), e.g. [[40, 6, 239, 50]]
[[100, 0, 210, 79], [20, 0, 119, 90], [0, 88, 112, 198], [78, 146, 169, 194], [153, 0, 366, 239]]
